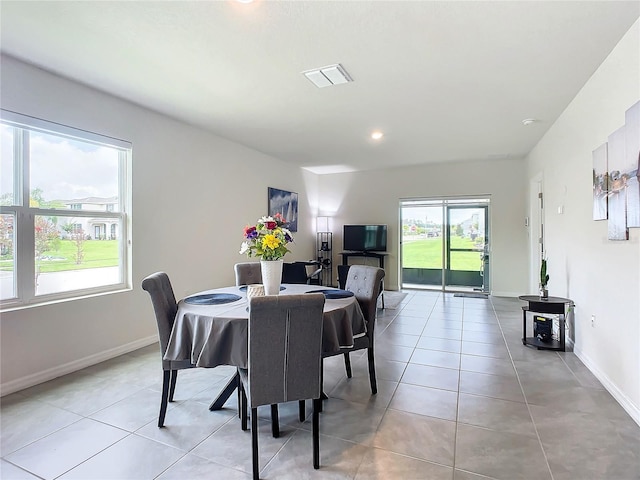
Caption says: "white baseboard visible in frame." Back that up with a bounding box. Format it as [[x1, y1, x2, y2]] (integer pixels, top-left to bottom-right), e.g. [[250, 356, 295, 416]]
[[566, 337, 575, 351], [574, 346, 640, 427], [490, 291, 521, 298], [0, 335, 158, 397]]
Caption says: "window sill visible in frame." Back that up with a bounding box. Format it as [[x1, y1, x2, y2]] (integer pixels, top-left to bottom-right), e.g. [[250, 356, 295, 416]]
[[1, 286, 132, 313]]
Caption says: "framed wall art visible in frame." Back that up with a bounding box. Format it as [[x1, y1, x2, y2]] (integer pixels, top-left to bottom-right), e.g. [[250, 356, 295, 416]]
[[268, 187, 298, 232], [592, 100, 640, 241]]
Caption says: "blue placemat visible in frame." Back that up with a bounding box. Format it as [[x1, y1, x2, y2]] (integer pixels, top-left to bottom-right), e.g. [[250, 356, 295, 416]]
[[184, 293, 242, 305], [239, 285, 286, 292], [306, 289, 354, 299]]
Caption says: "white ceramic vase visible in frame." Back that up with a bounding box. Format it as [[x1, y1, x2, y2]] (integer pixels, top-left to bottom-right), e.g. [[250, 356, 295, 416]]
[[260, 259, 283, 295]]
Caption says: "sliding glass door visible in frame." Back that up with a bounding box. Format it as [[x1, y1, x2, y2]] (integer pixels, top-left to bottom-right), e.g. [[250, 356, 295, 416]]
[[400, 198, 490, 292], [445, 205, 488, 289], [401, 203, 444, 288]]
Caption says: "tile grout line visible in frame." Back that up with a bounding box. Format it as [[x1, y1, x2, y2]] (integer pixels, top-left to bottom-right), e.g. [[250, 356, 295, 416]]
[[451, 292, 465, 477], [491, 298, 556, 480]]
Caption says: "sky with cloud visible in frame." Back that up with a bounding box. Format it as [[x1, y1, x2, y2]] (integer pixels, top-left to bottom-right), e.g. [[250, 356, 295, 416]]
[[1, 126, 119, 203]]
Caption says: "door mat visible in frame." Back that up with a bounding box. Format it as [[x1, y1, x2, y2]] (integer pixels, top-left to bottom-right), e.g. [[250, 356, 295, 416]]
[[453, 293, 488, 299]]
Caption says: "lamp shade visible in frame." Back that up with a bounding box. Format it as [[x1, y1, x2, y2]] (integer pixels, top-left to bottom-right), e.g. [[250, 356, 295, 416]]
[[316, 216, 329, 232]]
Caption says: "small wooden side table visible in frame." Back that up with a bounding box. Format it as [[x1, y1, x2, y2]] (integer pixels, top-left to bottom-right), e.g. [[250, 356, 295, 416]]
[[518, 295, 573, 351]]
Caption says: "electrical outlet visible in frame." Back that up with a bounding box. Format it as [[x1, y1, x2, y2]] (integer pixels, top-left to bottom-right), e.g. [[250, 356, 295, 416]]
[[591, 314, 596, 327]]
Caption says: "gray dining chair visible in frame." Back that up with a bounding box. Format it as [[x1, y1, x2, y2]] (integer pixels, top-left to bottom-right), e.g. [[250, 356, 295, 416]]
[[141, 272, 196, 427], [324, 265, 385, 395], [238, 293, 325, 480], [234, 262, 262, 286]]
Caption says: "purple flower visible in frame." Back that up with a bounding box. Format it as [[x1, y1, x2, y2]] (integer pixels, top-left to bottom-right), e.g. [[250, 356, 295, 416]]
[[244, 226, 258, 239]]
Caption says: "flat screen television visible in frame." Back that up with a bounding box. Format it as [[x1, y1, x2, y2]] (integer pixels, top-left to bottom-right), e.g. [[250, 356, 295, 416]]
[[343, 225, 387, 252]]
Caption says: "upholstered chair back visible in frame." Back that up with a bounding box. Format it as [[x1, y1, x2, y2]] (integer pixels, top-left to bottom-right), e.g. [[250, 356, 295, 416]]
[[345, 265, 385, 336], [243, 293, 325, 408], [234, 262, 262, 286]]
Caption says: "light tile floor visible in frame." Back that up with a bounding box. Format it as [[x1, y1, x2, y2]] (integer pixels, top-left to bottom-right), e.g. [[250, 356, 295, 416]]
[[2, 291, 639, 479]]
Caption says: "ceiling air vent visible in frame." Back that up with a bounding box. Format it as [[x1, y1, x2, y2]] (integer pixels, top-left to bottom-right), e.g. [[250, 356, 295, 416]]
[[302, 64, 353, 88]]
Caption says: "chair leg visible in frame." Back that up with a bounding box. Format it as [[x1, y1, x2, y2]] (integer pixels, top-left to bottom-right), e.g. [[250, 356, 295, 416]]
[[240, 383, 248, 431], [367, 347, 377, 395], [237, 373, 242, 419], [343, 352, 352, 378], [251, 407, 259, 480], [312, 398, 320, 469], [298, 400, 305, 422], [271, 404, 280, 438], [158, 370, 170, 428], [168, 369, 178, 402], [319, 362, 324, 413]]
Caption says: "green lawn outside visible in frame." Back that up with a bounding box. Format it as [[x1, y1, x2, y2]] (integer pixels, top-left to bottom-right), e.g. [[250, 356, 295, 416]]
[[0, 239, 121, 273], [2, 237, 482, 273], [0, 259, 13, 271], [402, 236, 483, 270], [37, 239, 119, 272]]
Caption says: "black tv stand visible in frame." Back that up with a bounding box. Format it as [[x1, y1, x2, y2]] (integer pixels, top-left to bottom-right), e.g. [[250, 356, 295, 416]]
[[340, 251, 388, 269]]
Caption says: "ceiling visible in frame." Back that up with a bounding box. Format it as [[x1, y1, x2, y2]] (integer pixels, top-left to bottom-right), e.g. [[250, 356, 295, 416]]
[[1, 1, 638, 174]]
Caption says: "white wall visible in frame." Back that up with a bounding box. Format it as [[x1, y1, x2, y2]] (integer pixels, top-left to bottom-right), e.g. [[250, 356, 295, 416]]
[[317, 158, 528, 295], [526, 20, 640, 422], [0, 55, 318, 393]]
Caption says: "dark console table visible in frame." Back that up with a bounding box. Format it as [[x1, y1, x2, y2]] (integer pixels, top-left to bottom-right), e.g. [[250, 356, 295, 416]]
[[340, 251, 388, 268], [518, 295, 573, 351]]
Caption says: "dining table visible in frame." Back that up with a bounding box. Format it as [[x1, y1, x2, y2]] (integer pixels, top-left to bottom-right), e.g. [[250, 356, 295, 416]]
[[163, 283, 366, 410]]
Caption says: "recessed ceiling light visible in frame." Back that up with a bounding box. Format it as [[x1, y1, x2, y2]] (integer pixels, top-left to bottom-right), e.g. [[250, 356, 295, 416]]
[[371, 131, 384, 140], [522, 118, 537, 126], [236, 0, 254, 3]]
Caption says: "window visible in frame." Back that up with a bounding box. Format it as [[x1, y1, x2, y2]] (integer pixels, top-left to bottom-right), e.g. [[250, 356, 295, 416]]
[[0, 110, 131, 307]]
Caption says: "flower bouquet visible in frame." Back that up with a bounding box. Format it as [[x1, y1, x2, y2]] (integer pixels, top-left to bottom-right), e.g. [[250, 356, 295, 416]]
[[239, 213, 293, 261], [240, 213, 293, 295]]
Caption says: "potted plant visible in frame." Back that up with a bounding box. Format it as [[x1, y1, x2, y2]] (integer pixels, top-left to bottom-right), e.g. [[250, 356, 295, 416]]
[[539, 258, 549, 299]]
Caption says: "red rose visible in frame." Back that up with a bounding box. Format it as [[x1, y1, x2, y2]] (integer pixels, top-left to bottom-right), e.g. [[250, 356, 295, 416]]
[[265, 221, 277, 230]]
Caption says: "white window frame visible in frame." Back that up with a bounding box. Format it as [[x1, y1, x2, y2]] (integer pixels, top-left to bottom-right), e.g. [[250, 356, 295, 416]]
[[0, 110, 132, 310]]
